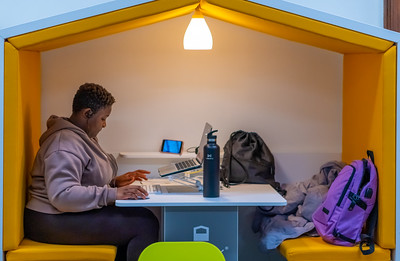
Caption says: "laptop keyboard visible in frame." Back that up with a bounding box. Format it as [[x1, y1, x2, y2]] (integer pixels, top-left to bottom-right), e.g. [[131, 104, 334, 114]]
[[141, 184, 162, 194], [175, 159, 198, 170]]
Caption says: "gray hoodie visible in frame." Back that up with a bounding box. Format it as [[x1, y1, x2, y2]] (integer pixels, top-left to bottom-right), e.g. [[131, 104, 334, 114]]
[[26, 116, 118, 214]]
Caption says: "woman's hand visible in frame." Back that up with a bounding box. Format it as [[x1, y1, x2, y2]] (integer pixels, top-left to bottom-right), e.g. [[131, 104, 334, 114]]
[[117, 185, 149, 200], [113, 169, 150, 187]]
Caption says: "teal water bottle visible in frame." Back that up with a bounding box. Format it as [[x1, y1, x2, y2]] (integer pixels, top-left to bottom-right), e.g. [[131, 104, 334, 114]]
[[203, 129, 220, 198]]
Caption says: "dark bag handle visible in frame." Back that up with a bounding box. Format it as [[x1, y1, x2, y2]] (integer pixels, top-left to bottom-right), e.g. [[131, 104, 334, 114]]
[[367, 150, 375, 164]]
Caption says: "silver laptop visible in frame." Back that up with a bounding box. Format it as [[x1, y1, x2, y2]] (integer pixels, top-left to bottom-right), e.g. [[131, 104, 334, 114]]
[[158, 122, 212, 177]]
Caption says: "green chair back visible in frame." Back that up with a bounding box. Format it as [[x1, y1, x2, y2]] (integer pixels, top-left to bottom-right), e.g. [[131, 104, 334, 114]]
[[138, 241, 226, 261]]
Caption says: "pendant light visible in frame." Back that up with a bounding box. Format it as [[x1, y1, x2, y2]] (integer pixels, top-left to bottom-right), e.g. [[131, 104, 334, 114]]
[[183, 7, 213, 50]]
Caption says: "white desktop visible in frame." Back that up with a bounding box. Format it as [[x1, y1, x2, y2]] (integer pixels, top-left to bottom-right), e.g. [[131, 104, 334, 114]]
[[116, 178, 286, 207]]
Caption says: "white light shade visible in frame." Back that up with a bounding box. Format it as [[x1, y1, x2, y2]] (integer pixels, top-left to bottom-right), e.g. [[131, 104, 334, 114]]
[[183, 12, 213, 50]]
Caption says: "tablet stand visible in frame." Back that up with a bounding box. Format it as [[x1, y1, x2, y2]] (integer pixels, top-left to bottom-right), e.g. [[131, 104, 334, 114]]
[[168, 170, 204, 191]]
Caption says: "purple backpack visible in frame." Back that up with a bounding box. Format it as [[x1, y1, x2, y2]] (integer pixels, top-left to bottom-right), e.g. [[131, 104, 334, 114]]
[[312, 151, 378, 255]]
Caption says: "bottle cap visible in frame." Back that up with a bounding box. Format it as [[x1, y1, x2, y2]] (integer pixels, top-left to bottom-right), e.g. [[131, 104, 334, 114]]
[[207, 129, 218, 140]]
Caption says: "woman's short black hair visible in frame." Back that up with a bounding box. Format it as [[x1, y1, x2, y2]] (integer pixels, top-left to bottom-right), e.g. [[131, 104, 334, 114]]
[[72, 83, 115, 114]]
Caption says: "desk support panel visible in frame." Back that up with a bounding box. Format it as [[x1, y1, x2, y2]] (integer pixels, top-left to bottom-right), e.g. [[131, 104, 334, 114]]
[[163, 206, 238, 261]]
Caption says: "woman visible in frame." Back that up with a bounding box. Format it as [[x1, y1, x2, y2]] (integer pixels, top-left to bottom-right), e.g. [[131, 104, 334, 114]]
[[24, 83, 159, 261]]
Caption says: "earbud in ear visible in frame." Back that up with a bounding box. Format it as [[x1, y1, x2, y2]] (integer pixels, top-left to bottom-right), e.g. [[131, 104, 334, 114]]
[[85, 111, 93, 119]]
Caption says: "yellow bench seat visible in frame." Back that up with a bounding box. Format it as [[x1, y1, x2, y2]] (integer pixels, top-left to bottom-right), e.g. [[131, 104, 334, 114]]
[[6, 239, 117, 261], [279, 237, 391, 261]]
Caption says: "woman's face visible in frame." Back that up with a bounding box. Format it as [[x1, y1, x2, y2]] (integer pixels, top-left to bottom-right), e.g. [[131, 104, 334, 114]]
[[87, 105, 112, 138]]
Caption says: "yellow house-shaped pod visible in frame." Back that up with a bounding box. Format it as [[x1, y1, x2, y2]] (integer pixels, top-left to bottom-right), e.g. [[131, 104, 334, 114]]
[[2, 0, 398, 260]]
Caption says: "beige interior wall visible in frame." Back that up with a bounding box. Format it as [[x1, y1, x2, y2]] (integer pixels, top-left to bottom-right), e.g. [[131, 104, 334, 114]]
[[40, 14, 343, 183]]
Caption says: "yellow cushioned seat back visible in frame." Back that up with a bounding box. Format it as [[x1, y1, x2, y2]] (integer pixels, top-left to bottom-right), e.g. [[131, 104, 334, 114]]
[[3, 43, 40, 251], [341, 47, 396, 249]]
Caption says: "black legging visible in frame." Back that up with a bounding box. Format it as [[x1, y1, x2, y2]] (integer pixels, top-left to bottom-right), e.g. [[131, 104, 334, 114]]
[[24, 206, 159, 261]]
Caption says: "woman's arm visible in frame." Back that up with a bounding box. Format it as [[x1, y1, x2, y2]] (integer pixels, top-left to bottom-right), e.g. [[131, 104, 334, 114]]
[[44, 150, 117, 212]]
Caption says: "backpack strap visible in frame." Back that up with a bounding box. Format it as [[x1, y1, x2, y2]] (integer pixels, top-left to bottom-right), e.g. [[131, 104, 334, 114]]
[[359, 150, 377, 255], [220, 133, 234, 188], [360, 203, 378, 255], [221, 131, 247, 187], [333, 230, 356, 244]]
